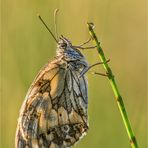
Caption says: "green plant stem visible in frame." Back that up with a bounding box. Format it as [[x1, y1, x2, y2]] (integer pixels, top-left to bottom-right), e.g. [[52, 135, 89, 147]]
[[87, 23, 138, 148]]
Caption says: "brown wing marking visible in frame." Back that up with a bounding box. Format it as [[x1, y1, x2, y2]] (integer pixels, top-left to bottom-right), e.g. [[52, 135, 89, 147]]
[[50, 68, 66, 99], [16, 62, 63, 148]]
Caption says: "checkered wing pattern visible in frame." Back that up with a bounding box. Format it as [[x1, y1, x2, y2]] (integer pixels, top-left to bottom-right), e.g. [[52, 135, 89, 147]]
[[16, 57, 88, 148]]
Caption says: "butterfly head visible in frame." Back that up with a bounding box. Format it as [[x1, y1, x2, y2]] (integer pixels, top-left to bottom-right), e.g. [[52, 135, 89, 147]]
[[57, 36, 72, 50], [56, 36, 84, 61]]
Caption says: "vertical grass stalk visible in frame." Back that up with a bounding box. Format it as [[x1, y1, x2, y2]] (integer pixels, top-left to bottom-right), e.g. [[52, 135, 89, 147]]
[[87, 23, 138, 148]]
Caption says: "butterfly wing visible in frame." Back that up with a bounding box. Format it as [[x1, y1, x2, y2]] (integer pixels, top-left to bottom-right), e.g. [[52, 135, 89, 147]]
[[15, 59, 88, 148]]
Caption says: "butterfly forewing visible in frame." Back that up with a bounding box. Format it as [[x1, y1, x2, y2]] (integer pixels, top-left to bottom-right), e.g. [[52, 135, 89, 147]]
[[16, 42, 89, 148]]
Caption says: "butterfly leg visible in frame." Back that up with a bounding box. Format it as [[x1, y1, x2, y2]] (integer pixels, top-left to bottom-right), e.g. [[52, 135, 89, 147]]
[[78, 38, 92, 47], [77, 46, 97, 49], [91, 71, 109, 77], [73, 38, 97, 49], [79, 59, 110, 78], [73, 45, 97, 49]]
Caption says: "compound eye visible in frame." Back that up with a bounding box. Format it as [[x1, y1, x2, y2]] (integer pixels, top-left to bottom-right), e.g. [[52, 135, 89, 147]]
[[60, 42, 67, 48]]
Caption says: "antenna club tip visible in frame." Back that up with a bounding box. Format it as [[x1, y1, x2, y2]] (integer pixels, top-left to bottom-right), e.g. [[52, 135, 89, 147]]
[[54, 8, 59, 14], [55, 8, 59, 11], [37, 13, 40, 17]]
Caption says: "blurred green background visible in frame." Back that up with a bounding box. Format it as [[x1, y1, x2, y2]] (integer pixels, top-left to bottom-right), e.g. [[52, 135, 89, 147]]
[[1, 0, 147, 147]]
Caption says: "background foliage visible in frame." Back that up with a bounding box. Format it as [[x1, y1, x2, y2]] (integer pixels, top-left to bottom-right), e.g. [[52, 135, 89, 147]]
[[1, 0, 147, 147]]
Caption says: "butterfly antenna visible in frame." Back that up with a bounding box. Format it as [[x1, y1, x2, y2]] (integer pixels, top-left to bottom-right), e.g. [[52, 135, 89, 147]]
[[37, 13, 58, 43], [54, 9, 59, 40]]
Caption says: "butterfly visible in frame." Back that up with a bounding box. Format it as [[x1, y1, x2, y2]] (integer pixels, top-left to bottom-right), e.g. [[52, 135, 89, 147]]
[[15, 13, 94, 148]]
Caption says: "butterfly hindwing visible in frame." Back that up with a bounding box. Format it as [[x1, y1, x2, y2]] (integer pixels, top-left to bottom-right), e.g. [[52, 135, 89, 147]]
[[16, 58, 88, 148]]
